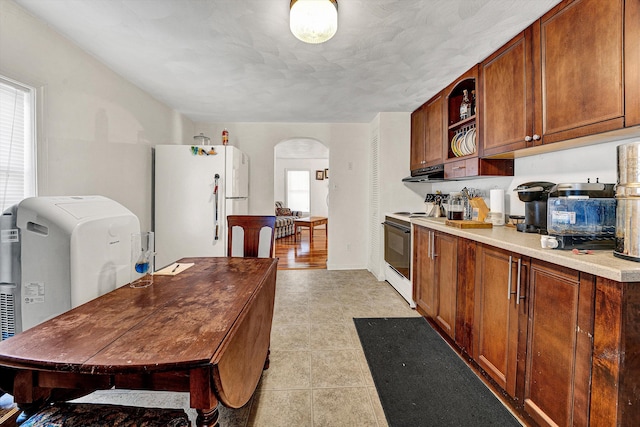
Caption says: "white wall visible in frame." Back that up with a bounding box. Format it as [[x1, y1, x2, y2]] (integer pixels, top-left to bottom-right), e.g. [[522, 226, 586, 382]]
[[195, 122, 369, 270], [410, 137, 639, 218], [0, 0, 194, 230], [369, 113, 426, 278], [378, 113, 425, 214], [275, 158, 329, 217]]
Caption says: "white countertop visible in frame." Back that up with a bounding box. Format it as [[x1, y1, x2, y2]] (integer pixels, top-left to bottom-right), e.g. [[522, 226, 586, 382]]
[[408, 216, 640, 283]]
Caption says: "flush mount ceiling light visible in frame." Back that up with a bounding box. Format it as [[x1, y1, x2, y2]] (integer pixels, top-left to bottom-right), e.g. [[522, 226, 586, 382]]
[[290, 0, 338, 44]]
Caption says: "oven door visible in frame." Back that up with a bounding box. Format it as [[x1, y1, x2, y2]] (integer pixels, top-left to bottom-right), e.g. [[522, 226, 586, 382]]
[[382, 217, 411, 280]]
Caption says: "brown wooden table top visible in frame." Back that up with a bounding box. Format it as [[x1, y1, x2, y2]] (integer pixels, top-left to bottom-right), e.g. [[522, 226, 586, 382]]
[[0, 257, 278, 375]]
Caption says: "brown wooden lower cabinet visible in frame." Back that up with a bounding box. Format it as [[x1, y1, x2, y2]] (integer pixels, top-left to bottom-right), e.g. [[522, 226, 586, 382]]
[[413, 226, 436, 318], [473, 244, 526, 397], [412, 235, 640, 426], [524, 260, 594, 427], [412, 225, 457, 340], [590, 277, 640, 427]]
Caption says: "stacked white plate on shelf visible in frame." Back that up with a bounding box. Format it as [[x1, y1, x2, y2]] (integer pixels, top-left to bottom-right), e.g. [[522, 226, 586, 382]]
[[451, 128, 476, 157]]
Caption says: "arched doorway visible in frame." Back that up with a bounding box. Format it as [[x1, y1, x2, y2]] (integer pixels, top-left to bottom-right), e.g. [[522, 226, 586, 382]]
[[274, 138, 329, 269]]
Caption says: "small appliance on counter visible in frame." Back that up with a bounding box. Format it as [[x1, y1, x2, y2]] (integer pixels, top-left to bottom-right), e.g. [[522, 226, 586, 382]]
[[546, 181, 616, 249], [514, 182, 555, 233], [615, 141, 640, 261]]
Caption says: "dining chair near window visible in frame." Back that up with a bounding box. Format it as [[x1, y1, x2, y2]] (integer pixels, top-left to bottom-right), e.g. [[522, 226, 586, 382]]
[[227, 215, 276, 258]]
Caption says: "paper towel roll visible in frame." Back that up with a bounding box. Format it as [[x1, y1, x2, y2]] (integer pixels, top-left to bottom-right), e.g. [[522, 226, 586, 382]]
[[490, 189, 504, 214]]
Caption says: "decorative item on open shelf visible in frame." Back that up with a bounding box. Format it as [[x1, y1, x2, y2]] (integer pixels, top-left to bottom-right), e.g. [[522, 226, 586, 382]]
[[450, 124, 476, 157]]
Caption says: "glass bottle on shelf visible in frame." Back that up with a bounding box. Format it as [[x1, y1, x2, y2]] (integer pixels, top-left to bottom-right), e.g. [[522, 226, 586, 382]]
[[460, 89, 471, 120], [471, 90, 476, 116]]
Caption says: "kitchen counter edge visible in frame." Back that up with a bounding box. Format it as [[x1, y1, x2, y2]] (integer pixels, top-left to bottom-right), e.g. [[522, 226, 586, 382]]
[[411, 217, 640, 283]]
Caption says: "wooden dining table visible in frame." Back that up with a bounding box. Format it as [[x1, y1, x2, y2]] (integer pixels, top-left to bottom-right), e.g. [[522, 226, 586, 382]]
[[0, 257, 278, 427]]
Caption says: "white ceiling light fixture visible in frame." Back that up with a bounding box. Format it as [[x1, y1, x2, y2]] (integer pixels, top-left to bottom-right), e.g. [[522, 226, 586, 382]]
[[290, 0, 338, 44]]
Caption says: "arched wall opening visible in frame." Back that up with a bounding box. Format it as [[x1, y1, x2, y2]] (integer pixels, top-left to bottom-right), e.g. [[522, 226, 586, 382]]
[[274, 138, 329, 217]]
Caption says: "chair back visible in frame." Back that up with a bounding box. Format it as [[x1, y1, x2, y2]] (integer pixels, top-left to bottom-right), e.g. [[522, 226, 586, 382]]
[[227, 215, 276, 258]]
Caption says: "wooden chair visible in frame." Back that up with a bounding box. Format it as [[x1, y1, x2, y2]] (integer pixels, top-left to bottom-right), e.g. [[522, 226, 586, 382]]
[[227, 215, 276, 258]]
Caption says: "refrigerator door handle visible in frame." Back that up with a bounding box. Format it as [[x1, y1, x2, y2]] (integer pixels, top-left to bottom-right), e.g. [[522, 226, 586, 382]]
[[214, 174, 220, 241]]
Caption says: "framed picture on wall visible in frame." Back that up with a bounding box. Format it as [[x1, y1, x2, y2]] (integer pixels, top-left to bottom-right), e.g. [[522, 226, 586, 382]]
[[324, 168, 329, 179], [316, 170, 324, 180]]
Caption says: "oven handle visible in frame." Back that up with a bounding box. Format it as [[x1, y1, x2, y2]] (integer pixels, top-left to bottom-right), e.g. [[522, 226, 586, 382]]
[[381, 221, 411, 233]]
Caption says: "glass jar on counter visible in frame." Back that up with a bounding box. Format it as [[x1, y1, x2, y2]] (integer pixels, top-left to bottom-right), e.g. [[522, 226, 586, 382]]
[[447, 192, 465, 220]]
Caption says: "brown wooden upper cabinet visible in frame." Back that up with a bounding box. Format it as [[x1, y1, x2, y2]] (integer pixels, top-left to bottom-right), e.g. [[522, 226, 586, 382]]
[[540, 0, 625, 144], [410, 0, 639, 175], [410, 104, 426, 172], [410, 92, 445, 173], [480, 0, 633, 157], [626, 0, 640, 127], [479, 27, 536, 157], [443, 66, 514, 179]]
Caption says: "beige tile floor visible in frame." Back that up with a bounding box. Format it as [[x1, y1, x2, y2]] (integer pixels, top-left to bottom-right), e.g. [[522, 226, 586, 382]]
[[74, 269, 420, 426]]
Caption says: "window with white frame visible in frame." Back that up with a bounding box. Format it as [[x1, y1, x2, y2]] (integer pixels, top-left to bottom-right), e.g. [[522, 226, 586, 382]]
[[286, 169, 310, 213], [0, 76, 36, 212]]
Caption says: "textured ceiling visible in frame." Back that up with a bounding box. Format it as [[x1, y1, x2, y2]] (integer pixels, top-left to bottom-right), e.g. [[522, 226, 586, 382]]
[[15, 0, 560, 123]]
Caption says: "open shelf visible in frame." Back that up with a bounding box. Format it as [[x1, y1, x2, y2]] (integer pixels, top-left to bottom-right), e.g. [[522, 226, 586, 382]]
[[447, 78, 477, 160]]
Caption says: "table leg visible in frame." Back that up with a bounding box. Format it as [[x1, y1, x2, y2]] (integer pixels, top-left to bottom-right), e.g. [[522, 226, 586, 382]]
[[309, 225, 314, 246], [294, 225, 298, 242], [263, 348, 271, 370], [196, 406, 220, 427]]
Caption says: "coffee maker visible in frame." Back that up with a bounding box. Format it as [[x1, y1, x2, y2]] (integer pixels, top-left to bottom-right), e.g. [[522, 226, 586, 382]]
[[514, 182, 555, 233]]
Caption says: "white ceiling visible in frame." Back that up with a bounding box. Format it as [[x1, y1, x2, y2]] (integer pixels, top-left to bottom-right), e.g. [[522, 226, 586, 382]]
[[15, 0, 560, 123]]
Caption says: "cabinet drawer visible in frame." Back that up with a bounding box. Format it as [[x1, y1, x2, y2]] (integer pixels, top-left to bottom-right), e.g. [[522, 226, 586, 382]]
[[445, 158, 477, 178]]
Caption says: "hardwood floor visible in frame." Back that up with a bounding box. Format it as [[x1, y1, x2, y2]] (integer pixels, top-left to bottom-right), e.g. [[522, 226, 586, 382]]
[[275, 225, 327, 270]]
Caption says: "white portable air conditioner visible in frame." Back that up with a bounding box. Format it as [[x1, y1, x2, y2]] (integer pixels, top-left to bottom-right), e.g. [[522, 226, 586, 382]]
[[0, 196, 139, 339]]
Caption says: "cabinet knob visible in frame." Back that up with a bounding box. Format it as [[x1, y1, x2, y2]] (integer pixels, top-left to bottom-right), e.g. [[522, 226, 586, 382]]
[[524, 135, 533, 142], [532, 134, 541, 141]]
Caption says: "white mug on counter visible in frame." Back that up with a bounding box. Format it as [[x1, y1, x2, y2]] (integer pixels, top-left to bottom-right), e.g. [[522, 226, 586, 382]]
[[540, 235, 559, 249]]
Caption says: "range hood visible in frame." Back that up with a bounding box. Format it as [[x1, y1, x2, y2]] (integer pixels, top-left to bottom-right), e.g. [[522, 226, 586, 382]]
[[402, 164, 445, 182]]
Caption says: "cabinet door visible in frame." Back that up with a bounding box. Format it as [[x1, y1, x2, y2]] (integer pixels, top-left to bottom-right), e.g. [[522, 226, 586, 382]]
[[434, 231, 457, 339], [473, 245, 524, 397], [524, 260, 594, 427], [480, 28, 535, 156], [538, 0, 624, 144], [410, 105, 427, 172], [626, 0, 640, 127], [424, 93, 445, 165], [413, 226, 436, 317]]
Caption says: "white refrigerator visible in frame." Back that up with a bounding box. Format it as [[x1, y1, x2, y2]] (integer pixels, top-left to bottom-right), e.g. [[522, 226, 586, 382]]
[[154, 145, 249, 269]]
